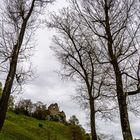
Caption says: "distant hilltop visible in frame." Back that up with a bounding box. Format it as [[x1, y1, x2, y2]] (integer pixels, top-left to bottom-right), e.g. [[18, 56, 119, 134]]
[[12, 98, 67, 123], [0, 83, 66, 123]]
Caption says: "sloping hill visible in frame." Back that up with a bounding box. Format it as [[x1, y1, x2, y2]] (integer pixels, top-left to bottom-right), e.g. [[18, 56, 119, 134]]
[[0, 112, 85, 140]]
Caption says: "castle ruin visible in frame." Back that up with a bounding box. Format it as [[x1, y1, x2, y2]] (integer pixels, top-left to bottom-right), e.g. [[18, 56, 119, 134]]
[[47, 103, 66, 123]]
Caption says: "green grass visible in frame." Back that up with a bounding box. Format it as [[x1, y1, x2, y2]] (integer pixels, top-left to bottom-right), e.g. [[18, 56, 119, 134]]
[[0, 112, 72, 140]]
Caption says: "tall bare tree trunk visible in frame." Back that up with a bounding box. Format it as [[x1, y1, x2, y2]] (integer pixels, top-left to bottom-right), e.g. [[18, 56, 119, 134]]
[[0, 42, 23, 131], [113, 63, 133, 140], [0, 0, 53, 131], [0, 45, 18, 130], [104, 1, 133, 138], [89, 98, 97, 140], [0, 4, 31, 130]]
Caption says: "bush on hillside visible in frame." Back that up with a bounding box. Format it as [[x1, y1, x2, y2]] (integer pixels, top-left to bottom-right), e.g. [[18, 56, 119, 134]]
[[38, 123, 43, 128], [14, 99, 33, 116], [8, 95, 15, 111], [32, 101, 48, 120], [69, 124, 86, 140]]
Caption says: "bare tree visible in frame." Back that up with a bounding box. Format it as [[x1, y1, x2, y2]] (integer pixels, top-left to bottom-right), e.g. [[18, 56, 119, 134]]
[[0, 0, 54, 130], [14, 98, 33, 115], [48, 8, 112, 140], [70, 0, 140, 139]]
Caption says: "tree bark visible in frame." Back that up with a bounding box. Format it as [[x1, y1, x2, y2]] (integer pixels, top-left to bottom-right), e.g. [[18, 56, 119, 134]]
[[104, 1, 133, 139], [0, 0, 37, 130], [0, 7, 32, 131], [113, 62, 133, 140], [0, 46, 18, 130], [89, 97, 97, 140]]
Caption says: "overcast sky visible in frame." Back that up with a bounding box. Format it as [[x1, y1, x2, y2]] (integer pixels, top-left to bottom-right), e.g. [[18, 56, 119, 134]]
[[18, 0, 140, 139]]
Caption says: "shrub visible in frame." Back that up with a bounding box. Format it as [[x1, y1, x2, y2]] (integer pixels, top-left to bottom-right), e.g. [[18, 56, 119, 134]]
[[38, 123, 43, 128]]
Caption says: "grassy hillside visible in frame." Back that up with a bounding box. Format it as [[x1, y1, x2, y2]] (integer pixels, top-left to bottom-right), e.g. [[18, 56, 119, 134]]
[[0, 112, 86, 140]]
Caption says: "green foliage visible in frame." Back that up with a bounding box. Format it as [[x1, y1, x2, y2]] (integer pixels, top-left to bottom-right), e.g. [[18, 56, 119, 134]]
[[67, 115, 88, 140], [8, 96, 15, 111], [68, 115, 79, 125], [85, 133, 90, 140], [13, 99, 65, 123], [50, 115, 61, 122], [32, 101, 48, 120], [38, 123, 43, 128], [0, 112, 87, 140], [68, 124, 86, 140], [14, 99, 33, 116]]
